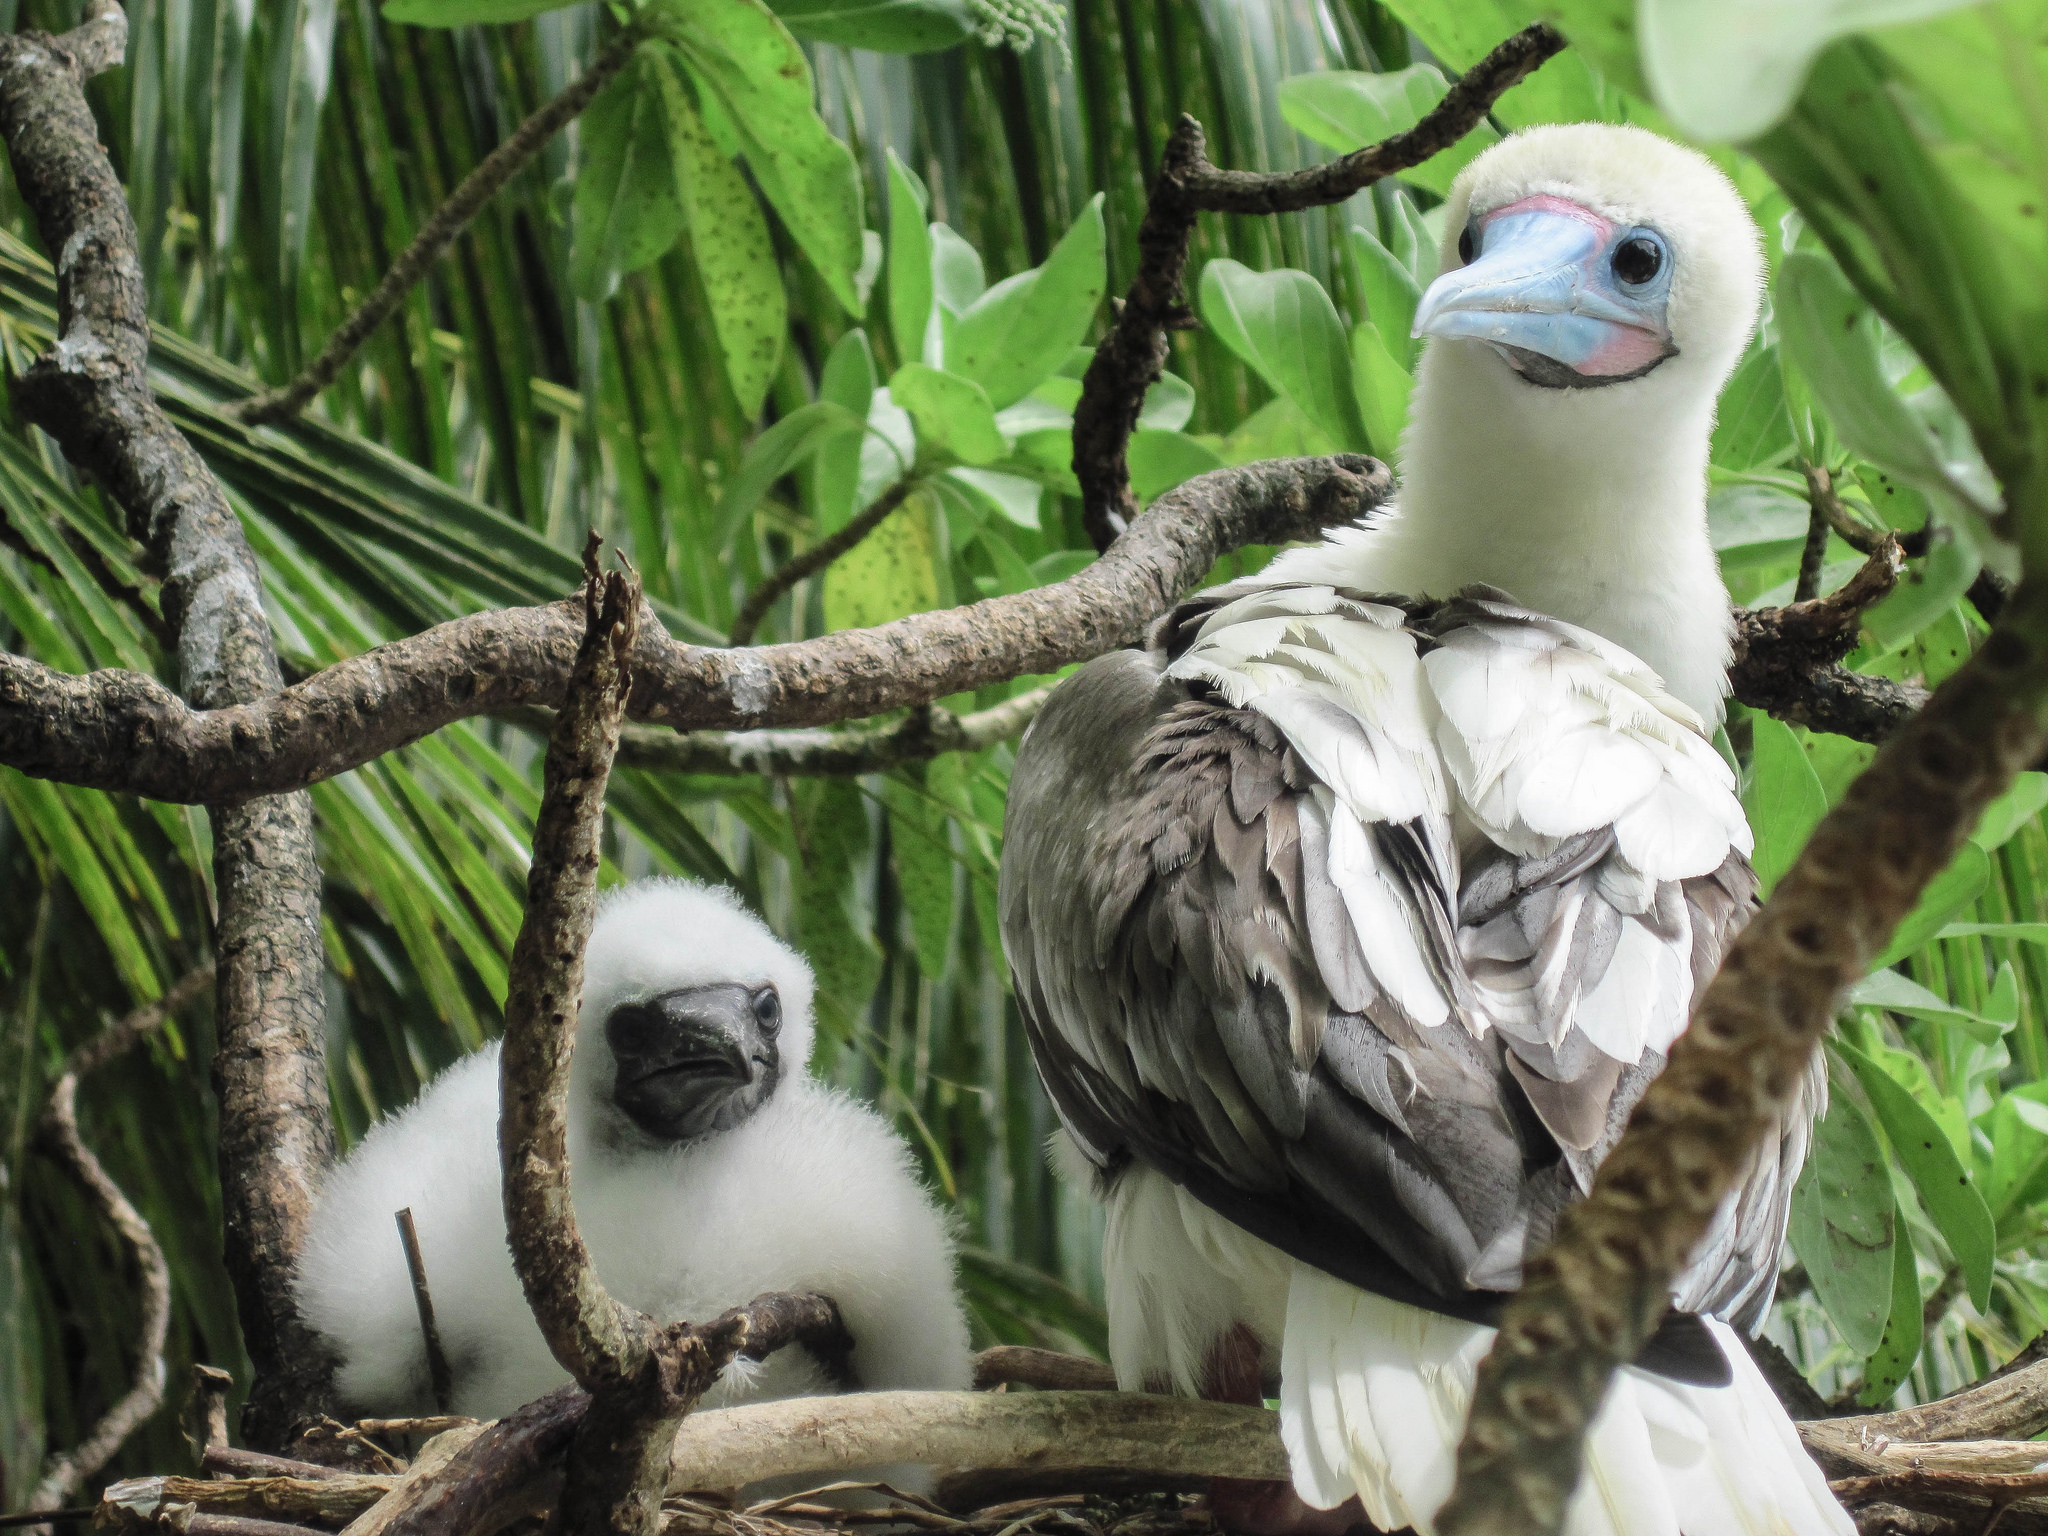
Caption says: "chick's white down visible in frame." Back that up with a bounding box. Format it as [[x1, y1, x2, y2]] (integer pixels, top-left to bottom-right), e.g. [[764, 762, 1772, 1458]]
[[295, 879, 973, 1422]]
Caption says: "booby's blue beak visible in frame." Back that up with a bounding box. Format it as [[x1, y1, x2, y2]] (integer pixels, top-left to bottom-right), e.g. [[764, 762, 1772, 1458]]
[[1412, 195, 1677, 388]]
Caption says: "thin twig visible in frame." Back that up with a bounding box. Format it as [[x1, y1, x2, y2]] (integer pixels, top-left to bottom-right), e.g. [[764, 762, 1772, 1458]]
[[731, 479, 920, 645], [394, 1210, 455, 1415], [1806, 462, 1933, 562], [1069, 24, 1563, 548], [972, 1347, 1118, 1393], [1798, 469, 1832, 602], [231, 33, 638, 425]]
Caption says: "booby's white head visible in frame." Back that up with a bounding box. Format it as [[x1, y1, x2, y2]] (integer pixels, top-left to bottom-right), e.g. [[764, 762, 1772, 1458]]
[[571, 879, 817, 1154], [1277, 124, 1765, 723]]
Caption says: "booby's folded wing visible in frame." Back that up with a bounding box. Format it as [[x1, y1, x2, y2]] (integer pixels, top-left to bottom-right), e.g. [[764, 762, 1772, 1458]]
[[1001, 582, 1806, 1365]]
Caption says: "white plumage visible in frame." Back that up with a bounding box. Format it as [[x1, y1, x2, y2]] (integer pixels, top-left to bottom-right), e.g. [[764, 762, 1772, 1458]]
[[1004, 122, 1850, 1536], [295, 878, 973, 1430]]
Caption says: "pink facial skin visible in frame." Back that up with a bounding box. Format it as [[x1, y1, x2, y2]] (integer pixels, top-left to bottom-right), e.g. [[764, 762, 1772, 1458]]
[[1471, 195, 1669, 379]]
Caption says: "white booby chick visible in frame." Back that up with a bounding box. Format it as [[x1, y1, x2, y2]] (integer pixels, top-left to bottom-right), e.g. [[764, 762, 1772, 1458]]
[[1001, 123, 1850, 1536], [296, 878, 973, 1429]]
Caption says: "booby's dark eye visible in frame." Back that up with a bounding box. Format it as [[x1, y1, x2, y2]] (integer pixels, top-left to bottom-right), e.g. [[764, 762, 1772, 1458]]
[[1457, 224, 1476, 265], [1612, 235, 1663, 285], [752, 987, 782, 1034]]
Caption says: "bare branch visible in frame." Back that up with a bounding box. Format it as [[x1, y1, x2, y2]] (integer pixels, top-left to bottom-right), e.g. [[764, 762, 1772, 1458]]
[[395, 1210, 456, 1416], [1069, 25, 1564, 548], [0, 457, 1387, 803], [1437, 583, 2048, 1535], [731, 480, 920, 646], [971, 1347, 1118, 1393], [230, 34, 638, 426], [0, 3, 336, 1445]]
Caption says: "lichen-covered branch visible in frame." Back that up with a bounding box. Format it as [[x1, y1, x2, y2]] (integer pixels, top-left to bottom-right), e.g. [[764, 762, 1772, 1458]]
[[1437, 580, 2048, 1536], [28, 969, 212, 1512], [231, 33, 637, 426], [0, 0, 334, 1447], [0, 457, 1387, 802], [731, 479, 920, 646], [1069, 24, 1564, 548]]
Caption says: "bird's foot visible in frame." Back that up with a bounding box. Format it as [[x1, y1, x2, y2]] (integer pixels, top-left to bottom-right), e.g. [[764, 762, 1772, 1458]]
[[1202, 1478, 1380, 1536]]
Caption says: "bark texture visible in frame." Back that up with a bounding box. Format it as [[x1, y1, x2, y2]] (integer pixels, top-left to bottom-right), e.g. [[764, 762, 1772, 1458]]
[[0, 1, 334, 1447], [1437, 581, 2048, 1536]]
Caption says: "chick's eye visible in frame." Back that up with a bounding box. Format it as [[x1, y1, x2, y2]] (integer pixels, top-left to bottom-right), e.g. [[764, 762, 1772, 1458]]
[[1457, 225, 1476, 265], [752, 987, 782, 1033], [1612, 235, 1663, 285]]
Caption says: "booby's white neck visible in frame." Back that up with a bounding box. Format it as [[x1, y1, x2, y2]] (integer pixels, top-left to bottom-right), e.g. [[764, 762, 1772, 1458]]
[[1279, 339, 1734, 724]]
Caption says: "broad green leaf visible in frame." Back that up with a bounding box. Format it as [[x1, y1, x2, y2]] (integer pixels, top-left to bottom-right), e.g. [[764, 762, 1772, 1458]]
[[1199, 260, 1370, 453], [931, 225, 987, 315], [383, 0, 572, 19], [652, 0, 868, 316], [1971, 771, 2048, 852], [1942, 922, 2048, 947], [650, 57, 784, 417], [791, 777, 881, 1038], [1711, 346, 1794, 470], [882, 774, 957, 979], [947, 196, 1107, 410], [887, 153, 934, 366], [1837, 1037, 1995, 1310], [712, 399, 869, 548], [1989, 1084, 2048, 1223], [1709, 483, 1811, 566], [1859, 1219, 1924, 1404], [1280, 66, 1497, 195], [1637, 0, 1983, 143], [946, 467, 1043, 529], [1351, 323, 1413, 467], [570, 46, 686, 302], [1788, 1084, 1897, 1356], [1377, 0, 1625, 128], [1215, 397, 1342, 466], [768, 0, 973, 51], [1346, 225, 1425, 368], [824, 482, 943, 630], [1860, 532, 1979, 650], [1139, 372, 1196, 431], [1742, 715, 1828, 895], [1874, 841, 1991, 969], [1128, 429, 1224, 503], [812, 331, 878, 536], [1848, 967, 2012, 1044], [891, 362, 1007, 466]]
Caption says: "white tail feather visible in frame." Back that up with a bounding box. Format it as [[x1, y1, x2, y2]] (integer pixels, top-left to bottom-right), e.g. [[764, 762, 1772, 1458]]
[[1279, 1267, 1852, 1535]]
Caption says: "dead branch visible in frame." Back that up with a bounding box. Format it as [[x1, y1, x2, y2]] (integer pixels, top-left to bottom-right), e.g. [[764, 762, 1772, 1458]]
[[1816, 1354, 2048, 1448], [0, 0, 336, 1445], [201, 1447, 357, 1483], [231, 34, 638, 426], [0, 457, 1386, 803], [395, 1210, 456, 1416], [1436, 580, 2048, 1535], [1069, 24, 1564, 548], [731, 479, 920, 646], [972, 1347, 1118, 1393], [27, 968, 213, 1511]]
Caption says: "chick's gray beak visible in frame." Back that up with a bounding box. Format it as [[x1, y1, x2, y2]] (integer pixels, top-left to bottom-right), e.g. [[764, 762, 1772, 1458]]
[[1413, 200, 1676, 386], [606, 984, 780, 1143]]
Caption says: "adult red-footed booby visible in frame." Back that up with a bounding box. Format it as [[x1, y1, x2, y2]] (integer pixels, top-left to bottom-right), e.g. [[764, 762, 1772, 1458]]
[[1001, 124, 1849, 1536]]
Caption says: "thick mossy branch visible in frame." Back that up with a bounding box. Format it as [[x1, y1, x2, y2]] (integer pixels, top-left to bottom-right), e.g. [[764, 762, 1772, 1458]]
[[1437, 582, 2048, 1536], [0, 0, 334, 1446]]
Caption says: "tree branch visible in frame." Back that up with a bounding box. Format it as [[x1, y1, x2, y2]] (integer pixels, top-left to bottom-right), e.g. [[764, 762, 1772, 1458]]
[[0, 456, 1387, 802], [0, 2, 335, 1447], [730, 479, 920, 646], [1437, 580, 2048, 1535], [229, 33, 638, 427], [28, 969, 212, 1512], [1068, 24, 1564, 548]]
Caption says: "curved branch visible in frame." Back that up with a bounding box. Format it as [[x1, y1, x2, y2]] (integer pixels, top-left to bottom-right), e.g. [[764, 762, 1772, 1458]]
[[0, 456, 1388, 803], [230, 34, 638, 427], [1069, 25, 1564, 548], [731, 480, 920, 646], [1437, 582, 2048, 1535], [0, 3, 333, 1446]]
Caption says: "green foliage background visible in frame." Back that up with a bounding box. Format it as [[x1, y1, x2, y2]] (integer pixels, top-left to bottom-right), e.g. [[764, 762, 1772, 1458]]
[[2, 0, 2047, 1508]]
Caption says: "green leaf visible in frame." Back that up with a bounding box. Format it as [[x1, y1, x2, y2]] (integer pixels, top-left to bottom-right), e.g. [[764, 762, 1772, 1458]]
[[1711, 345, 1794, 471], [1742, 715, 1828, 896], [649, 56, 784, 417], [1860, 533, 1979, 651], [1199, 260, 1370, 453], [1345, 225, 1425, 368], [890, 363, 1007, 465], [1279, 66, 1497, 195], [1350, 323, 1413, 467], [882, 773, 957, 978], [768, 0, 973, 52], [1128, 429, 1224, 504], [888, 152, 934, 366], [1709, 483, 1811, 566], [1837, 1037, 1996, 1310], [1874, 841, 1991, 969], [811, 330, 877, 536], [1971, 771, 2048, 852], [791, 777, 881, 1039], [711, 399, 869, 548], [1848, 967, 2012, 1044], [383, 0, 573, 19], [1788, 1082, 1897, 1357], [570, 45, 686, 303], [1858, 1217, 1924, 1405], [824, 482, 943, 629], [946, 195, 1107, 410], [653, 0, 868, 316]]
